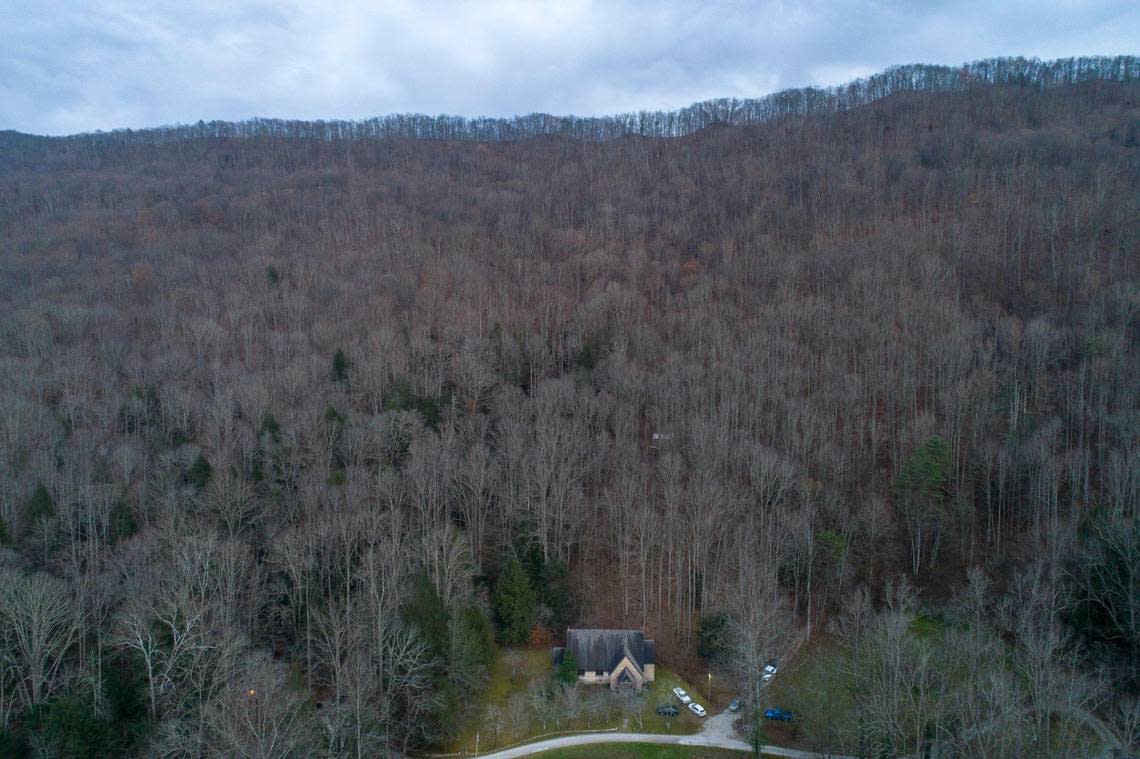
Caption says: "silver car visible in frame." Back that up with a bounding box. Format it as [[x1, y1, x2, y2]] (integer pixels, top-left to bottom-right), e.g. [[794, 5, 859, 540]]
[[672, 686, 692, 704]]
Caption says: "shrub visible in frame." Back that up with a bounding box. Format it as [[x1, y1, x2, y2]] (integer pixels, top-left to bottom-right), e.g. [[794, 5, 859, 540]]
[[529, 625, 553, 649]]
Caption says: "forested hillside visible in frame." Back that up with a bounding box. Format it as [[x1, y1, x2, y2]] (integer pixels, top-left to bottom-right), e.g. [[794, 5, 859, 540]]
[[0, 61, 1139, 757]]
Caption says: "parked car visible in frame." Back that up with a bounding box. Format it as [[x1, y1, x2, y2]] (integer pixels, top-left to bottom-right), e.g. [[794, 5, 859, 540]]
[[728, 698, 743, 712], [672, 687, 692, 704], [762, 663, 779, 682], [688, 702, 707, 717], [656, 704, 680, 717], [764, 708, 793, 722]]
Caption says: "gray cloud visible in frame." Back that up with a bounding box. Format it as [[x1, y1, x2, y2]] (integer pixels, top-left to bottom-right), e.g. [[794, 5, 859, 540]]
[[1, 0, 1137, 135]]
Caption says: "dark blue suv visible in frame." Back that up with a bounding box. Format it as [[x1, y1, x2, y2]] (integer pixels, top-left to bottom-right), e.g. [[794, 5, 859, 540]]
[[763, 708, 793, 722]]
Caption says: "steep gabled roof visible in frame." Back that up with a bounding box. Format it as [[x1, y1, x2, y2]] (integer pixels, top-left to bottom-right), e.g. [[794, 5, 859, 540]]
[[563, 628, 654, 672]]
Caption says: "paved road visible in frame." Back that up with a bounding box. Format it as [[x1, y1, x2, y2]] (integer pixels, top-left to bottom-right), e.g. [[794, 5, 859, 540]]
[[696, 707, 747, 746], [473, 707, 856, 759], [472, 729, 749, 758]]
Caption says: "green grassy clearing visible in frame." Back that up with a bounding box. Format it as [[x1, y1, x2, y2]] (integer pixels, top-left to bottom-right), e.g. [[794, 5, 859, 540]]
[[754, 635, 858, 755], [638, 668, 709, 734], [448, 649, 710, 754]]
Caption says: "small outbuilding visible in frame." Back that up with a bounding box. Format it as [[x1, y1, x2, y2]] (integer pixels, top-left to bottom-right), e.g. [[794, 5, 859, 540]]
[[551, 628, 656, 691]]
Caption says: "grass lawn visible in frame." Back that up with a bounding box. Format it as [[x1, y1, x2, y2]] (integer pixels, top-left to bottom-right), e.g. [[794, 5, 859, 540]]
[[755, 634, 857, 755], [536, 744, 749, 758], [446, 647, 550, 753], [639, 668, 710, 734], [447, 648, 711, 755]]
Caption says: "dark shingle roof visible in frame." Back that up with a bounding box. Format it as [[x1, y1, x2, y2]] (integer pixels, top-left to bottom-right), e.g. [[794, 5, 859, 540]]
[[564, 629, 655, 672]]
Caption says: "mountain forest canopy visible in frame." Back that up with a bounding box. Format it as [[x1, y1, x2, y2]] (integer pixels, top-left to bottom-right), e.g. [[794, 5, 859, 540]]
[[0, 56, 1138, 757]]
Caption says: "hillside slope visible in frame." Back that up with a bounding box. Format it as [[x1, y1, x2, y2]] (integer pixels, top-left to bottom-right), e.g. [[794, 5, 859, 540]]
[[0, 73, 1137, 756]]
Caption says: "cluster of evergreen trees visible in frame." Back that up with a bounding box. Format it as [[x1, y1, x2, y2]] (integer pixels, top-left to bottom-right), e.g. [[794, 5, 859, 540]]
[[491, 546, 577, 647]]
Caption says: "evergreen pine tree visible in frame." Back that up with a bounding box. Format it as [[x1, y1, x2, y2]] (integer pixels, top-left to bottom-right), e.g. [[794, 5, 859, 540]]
[[493, 558, 536, 645], [332, 348, 350, 383], [186, 452, 213, 489], [404, 574, 450, 660], [450, 606, 496, 694], [25, 482, 54, 523], [556, 648, 578, 684]]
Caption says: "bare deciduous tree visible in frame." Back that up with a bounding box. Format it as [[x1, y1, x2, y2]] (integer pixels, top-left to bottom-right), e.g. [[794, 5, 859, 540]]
[[0, 568, 78, 711], [208, 653, 314, 759]]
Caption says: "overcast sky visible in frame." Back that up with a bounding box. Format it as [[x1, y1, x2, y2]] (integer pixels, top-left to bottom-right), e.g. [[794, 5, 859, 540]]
[[2, 0, 1137, 136]]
